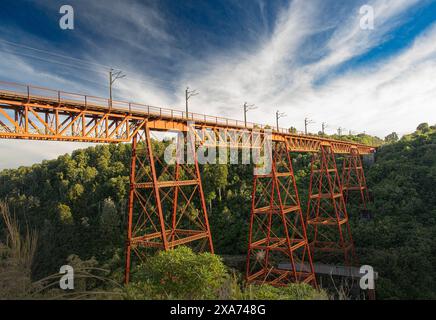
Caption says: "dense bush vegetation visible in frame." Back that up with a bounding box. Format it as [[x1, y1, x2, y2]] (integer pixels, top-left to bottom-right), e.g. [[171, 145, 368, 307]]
[[124, 246, 326, 300], [126, 246, 228, 299], [0, 125, 435, 299], [352, 123, 436, 299]]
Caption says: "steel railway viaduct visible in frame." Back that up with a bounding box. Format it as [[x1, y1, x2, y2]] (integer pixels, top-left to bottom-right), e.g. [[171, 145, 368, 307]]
[[0, 81, 374, 288]]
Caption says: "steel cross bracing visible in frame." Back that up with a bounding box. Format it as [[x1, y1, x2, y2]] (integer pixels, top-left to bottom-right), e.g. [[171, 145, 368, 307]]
[[306, 143, 357, 266], [246, 140, 317, 287], [125, 129, 213, 283], [0, 81, 374, 286]]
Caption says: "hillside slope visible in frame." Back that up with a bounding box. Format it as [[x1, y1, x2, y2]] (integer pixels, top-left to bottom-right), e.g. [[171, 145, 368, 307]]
[[353, 124, 436, 299], [0, 128, 434, 299]]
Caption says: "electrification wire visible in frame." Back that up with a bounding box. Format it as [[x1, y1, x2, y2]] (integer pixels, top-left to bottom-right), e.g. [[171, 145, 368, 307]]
[[0, 49, 108, 76], [0, 38, 179, 88], [0, 39, 113, 71], [0, 50, 114, 92], [0, 48, 177, 92]]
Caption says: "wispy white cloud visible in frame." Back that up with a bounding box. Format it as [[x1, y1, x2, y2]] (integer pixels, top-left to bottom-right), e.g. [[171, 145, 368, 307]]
[[172, 0, 435, 136], [175, 0, 321, 114], [324, 0, 420, 62], [0, 0, 435, 168]]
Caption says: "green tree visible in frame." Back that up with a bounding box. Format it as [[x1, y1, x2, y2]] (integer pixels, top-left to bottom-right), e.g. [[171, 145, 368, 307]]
[[57, 203, 73, 225], [417, 123, 430, 133], [384, 132, 399, 143], [100, 197, 119, 235]]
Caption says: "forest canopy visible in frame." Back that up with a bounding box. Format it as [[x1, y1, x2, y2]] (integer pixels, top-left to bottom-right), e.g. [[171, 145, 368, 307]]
[[0, 125, 435, 299]]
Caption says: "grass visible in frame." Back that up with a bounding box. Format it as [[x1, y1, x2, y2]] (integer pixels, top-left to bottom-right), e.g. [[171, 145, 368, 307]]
[[0, 201, 37, 298], [0, 201, 123, 299]]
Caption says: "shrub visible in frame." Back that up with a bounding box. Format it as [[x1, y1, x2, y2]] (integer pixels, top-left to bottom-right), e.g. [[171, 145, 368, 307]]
[[125, 246, 228, 299], [239, 283, 327, 300], [124, 246, 328, 300]]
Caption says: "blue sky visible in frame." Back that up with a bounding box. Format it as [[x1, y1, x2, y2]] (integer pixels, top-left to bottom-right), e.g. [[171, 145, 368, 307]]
[[1, 0, 436, 168]]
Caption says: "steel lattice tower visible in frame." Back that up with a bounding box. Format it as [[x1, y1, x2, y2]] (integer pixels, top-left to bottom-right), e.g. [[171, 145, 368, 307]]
[[246, 141, 317, 286], [306, 143, 356, 266], [342, 147, 370, 210], [125, 128, 213, 283]]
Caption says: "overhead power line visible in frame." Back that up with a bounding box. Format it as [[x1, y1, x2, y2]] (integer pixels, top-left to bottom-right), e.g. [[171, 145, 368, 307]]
[[0, 49, 108, 75], [322, 122, 328, 135], [304, 117, 315, 135], [0, 39, 178, 91], [0, 39, 113, 70], [276, 110, 286, 131], [109, 69, 126, 107], [185, 87, 199, 117], [243, 102, 257, 128]]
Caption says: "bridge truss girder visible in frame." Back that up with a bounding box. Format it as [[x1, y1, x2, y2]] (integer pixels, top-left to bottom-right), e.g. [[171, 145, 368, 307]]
[[0, 102, 147, 143]]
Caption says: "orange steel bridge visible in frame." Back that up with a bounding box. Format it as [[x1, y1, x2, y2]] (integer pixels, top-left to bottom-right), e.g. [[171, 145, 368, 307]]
[[0, 81, 375, 287]]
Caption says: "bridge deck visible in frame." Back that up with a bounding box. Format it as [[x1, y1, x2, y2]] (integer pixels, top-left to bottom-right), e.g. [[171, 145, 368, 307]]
[[0, 81, 374, 154]]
